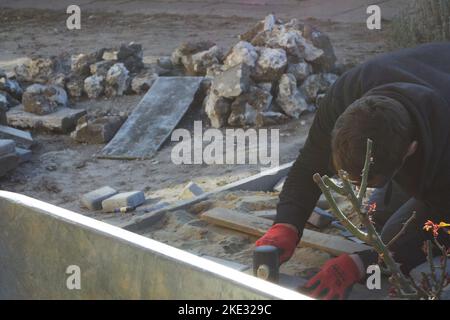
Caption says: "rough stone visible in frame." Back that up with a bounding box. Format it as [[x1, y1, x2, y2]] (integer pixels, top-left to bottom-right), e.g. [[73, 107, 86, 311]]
[[84, 75, 105, 99], [71, 115, 124, 144], [263, 14, 277, 32], [65, 76, 84, 98], [105, 63, 130, 97], [206, 64, 226, 78], [121, 55, 144, 74], [211, 63, 251, 98], [0, 139, 16, 157], [0, 90, 20, 110], [22, 84, 68, 115], [5, 94, 19, 110], [204, 92, 232, 129], [71, 53, 97, 77], [50, 73, 67, 88], [0, 125, 33, 148], [253, 26, 323, 63], [300, 73, 338, 103], [224, 41, 259, 69], [0, 77, 23, 101], [256, 82, 272, 93], [171, 41, 216, 66], [102, 50, 118, 61], [186, 45, 224, 76], [131, 71, 158, 94], [81, 186, 118, 210], [7, 105, 86, 133], [102, 191, 145, 212], [90, 60, 115, 77], [303, 25, 337, 72], [253, 47, 287, 82], [14, 57, 54, 83], [287, 62, 312, 83], [179, 182, 205, 200], [239, 20, 264, 42], [228, 86, 272, 126], [255, 111, 289, 127], [14, 55, 69, 84], [276, 73, 308, 118], [117, 42, 143, 61]]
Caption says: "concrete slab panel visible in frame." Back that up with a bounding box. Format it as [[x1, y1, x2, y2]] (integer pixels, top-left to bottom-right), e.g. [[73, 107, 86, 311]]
[[100, 76, 204, 159], [0, 191, 309, 299]]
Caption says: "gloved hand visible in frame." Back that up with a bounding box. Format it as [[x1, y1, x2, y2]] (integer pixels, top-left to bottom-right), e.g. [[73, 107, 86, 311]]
[[255, 223, 299, 264], [303, 254, 362, 300]]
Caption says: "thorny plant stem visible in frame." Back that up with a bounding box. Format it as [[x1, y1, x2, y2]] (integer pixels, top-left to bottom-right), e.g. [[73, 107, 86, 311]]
[[313, 174, 368, 241], [314, 139, 418, 297], [357, 138, 371, 205], [387, 214, 416, 248]]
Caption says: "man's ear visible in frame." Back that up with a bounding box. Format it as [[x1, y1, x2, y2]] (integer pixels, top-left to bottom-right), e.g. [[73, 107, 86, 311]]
[[404, 140, 418, 160]]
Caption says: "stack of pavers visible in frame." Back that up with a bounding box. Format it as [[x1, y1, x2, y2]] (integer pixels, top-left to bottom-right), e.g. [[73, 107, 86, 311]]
[[80, 186, 146, 213]]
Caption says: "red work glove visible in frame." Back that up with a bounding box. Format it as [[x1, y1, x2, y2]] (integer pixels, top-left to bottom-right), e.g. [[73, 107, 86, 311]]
[[255, 223, 299, 264], [303, 254, 362, 300]]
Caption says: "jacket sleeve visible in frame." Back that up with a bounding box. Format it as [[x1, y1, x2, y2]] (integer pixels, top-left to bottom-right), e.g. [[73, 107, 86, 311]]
[[274, 95, 335, 234], [275, 69, 362, 236]]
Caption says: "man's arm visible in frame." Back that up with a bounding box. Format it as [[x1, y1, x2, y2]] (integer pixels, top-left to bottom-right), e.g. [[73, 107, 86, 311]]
[[275, 90, 340, 235], [256, 67, 363, 264], [255, 93, 340, 264]]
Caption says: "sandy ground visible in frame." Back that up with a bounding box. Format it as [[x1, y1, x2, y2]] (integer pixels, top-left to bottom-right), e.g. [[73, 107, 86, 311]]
[[138, 190, 337, 277], [0, 1, 397, 298]]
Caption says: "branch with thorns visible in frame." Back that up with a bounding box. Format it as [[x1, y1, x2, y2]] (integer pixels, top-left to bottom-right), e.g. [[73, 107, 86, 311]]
[[313, 138, 450, 299]]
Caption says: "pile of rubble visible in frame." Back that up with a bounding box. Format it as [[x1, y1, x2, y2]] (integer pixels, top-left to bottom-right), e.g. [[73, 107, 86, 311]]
[[0, 70, 22, 112], [13, 42, 156, 101], [1, 42, 170, 143], [170, 14, 341, 128]]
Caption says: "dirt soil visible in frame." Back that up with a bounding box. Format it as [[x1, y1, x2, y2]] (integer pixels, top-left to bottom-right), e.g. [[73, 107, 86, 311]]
[[0, 4, 390, 297], [0, 7, 388, 216]]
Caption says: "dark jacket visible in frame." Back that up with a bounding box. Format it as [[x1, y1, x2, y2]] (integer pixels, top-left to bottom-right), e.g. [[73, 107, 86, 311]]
[[275, 42, 450, 237]]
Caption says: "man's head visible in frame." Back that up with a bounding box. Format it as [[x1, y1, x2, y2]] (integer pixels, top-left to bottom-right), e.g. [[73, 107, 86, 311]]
[[331, 95, 417, 187]]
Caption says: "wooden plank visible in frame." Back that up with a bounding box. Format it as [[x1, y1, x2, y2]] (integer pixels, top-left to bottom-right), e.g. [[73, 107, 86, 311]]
[[201, 208, 370, 256]]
